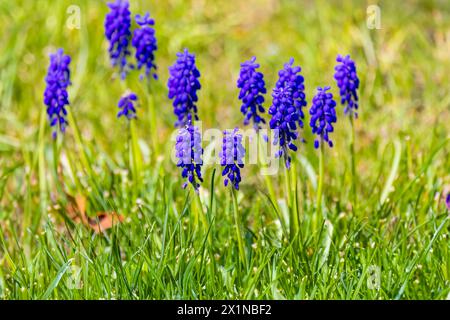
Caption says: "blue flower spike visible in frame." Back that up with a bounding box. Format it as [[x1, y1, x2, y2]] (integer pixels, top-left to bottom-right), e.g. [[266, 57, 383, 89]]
[[268, 58, 307, 168], [220, 128, 245, 190], [175, 124, 203, 191], [117, 91, 138, 120], [334, 54, 360, 117], [168, 49, 201, 128], [309, 86, 337, 149], [105, 0, 132, 80], [43, 48, 72, 139], [237, 56, 267, 130], [132, 12, 157, 80]]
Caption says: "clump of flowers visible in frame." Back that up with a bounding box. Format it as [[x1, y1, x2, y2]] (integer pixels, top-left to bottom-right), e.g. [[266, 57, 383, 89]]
[[309, 86, 337, 148], [132, 12, 157, 80], [268, 58, 307, 168], [334, 54, 360, 117], [104, 0, 132, 79], [220, 128, 245, 190], [175, 124, 203, 191], [168, 49, 201, 127], [237, 57, 267, 130], [43, 48, 72, 139], [117, 91, 138, 119]]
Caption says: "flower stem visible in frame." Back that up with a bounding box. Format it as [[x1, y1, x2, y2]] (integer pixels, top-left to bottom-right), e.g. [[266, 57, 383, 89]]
[[290, 160, 300, 242], [195, 192, 209, 236], [258, 135, 276, 201], [232, 188, 246, 268], [284, 162, 292, 208], [67, 109, 94, 179], [314, 139, 324, 232], [349, 115, 358, 212], [284, 163, 297, 242], [128, 121, 141, 204], [37, 108, 47, 227], [145, 81, 159, 160]]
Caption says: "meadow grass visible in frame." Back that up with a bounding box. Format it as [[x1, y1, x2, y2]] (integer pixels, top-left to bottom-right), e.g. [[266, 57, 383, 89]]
[[0, 0, 449, 299]]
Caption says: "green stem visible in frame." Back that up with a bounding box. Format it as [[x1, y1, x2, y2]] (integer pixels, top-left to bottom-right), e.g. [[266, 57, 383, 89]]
[[290, 160, 300, 242], [284, 163, 292, 208], [37, 108, 47, 229], [144, 82, 159, 160], [314, 139, 324, 232], [67, 109, 94, 179], [129, 120, 142, 202], [258, 135, 276, 201], [195, 192, 208, 231], [232, 189, 246, 268], [349, 115, 358, 212], [284, 163, 296, 242], [51, 137, 64, 196]]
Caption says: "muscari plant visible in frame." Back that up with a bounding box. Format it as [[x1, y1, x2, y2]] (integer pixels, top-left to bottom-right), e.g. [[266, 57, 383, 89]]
[[334, 54, 360, 210], [267, 58, 307, 239], [168, 48, 203, 190], [269, 58, 307, 169], [309, 86, 337, 231], [220, 128, 246, 265], [116, 90, 143, 202], [104, 0, 161, 199]]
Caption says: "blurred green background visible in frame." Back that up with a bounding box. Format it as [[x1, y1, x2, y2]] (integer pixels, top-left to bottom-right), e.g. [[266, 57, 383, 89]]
[[1, 0, 449, 150]]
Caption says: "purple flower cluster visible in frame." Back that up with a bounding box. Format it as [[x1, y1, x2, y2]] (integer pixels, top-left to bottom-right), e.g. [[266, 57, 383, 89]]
[[446, 193, 450, 211], [175, 125, 203, 190], [309, 86, 337, 148], [268, 59, 307, 168], [104, 0, 132, 80], [334, 54, 360, 117], [237, 57, 267, 129], [168, 49, 201, 127], [43, 48, 71, 139], [220, 128, 245, 190], [117, 92, 138, 119], [132, 12, 157, 80]]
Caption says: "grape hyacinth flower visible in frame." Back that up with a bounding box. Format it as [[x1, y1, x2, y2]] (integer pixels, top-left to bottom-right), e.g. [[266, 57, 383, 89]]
[[309, 86, 337, 149], [43, 48, 71, 139], [117, 91, 138, 119], [220, 128, 245, 190], [104, 0, 132, 79], [175, 124, 203, 191], [237, 57, 267, 130], [132, 12, 157, 80], [334, 54, 360, 117], [268, 58, 307, 168], [168, 49, 201, 127], [446, 193, 450, 211]]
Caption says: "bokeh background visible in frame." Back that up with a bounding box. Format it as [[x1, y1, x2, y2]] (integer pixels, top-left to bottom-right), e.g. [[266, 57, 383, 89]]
[[1, 0, 449, 181]]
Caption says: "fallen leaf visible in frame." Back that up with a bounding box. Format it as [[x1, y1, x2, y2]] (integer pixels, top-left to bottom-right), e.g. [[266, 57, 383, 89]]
[[64, 194, 123, 233], [87, 213, 124, 233]]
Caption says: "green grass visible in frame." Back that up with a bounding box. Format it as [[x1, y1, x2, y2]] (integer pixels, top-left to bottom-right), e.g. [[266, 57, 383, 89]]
[[0, 0, 449, 299]]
